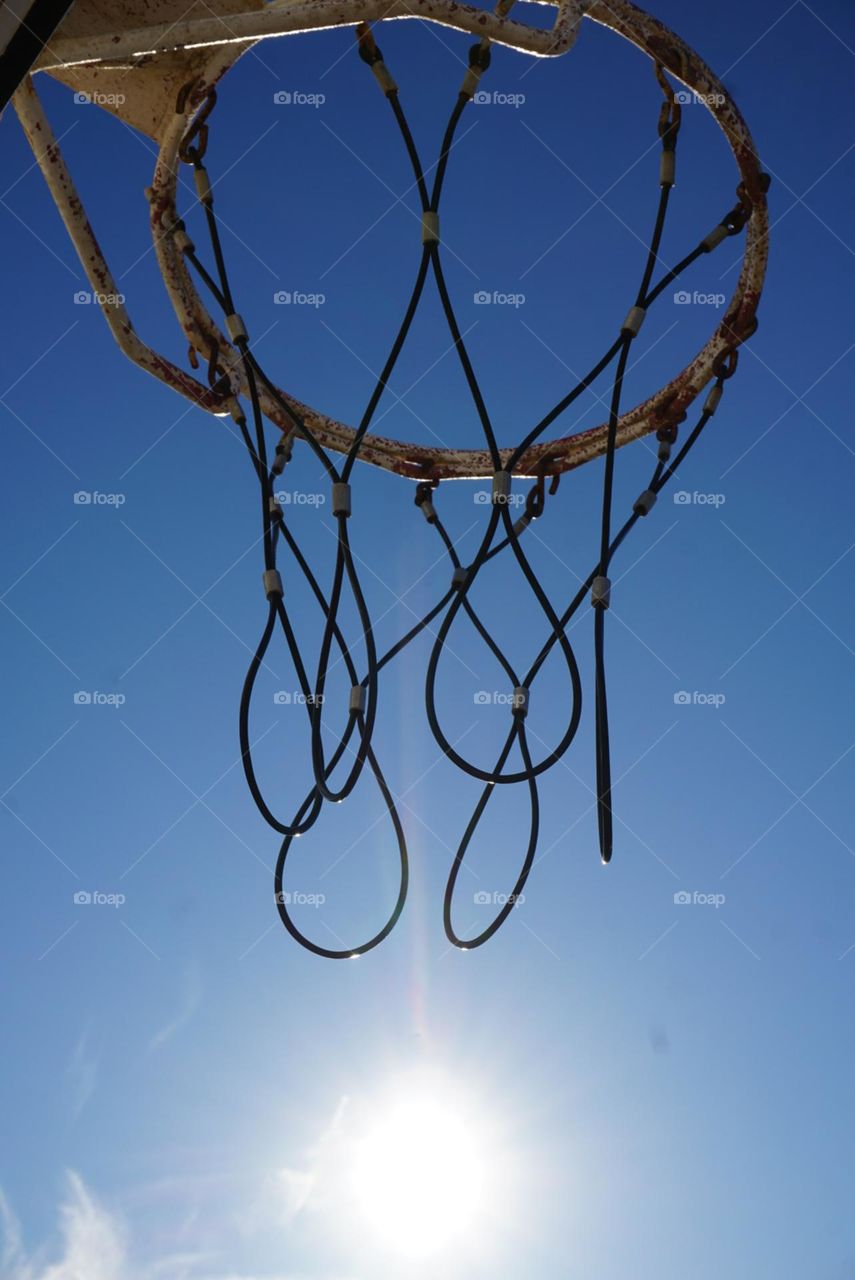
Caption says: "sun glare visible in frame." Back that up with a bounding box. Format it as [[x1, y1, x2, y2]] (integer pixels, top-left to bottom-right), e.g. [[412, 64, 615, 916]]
[[351, 1078, 489, 1259]]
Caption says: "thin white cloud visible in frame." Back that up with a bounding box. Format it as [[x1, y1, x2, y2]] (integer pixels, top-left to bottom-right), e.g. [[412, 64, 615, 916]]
[[65, 1032, 97, 1122], [0, 1189, 27, 1277], [147, 964, 201, 1054], [0, 1171, 353, 1280], [1, 1172, 125, 1280], [268, 1097, 350, 1228]]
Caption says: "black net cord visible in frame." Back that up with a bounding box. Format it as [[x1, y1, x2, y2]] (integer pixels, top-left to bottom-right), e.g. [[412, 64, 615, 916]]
[[174, 51, 751, 953]]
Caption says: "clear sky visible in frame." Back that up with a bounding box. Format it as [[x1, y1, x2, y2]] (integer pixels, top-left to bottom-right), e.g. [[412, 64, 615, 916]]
[[2, 1, 854, 1276]]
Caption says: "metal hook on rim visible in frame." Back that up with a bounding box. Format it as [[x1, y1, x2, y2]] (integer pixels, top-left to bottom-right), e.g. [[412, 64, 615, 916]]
[[177, 83, 218, 165]]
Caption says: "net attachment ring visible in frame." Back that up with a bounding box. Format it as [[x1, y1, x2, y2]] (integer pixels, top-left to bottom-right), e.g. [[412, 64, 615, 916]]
[[415, 479, 438, 523], [204, 338, 234, 404], [712, 346, 739, 381], [356, 21, 383, 64], [177, 82, 217, 166], [654, 62, 681, 150], [526, 475, 546, 521]]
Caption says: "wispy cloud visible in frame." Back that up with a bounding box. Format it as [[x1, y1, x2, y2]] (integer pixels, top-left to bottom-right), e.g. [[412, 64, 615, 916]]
[[147, 965, 201, 1054], [65, 1031, 97, 1122], [1, 1172, 124, 1280], [272, 1097, 350, 1228], [0, 1171, 352, 1280], [0, 1190, 25, 1275]]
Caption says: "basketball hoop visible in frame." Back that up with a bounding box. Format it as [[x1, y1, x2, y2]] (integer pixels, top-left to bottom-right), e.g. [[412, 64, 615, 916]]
[[12, 0, 770, 955]]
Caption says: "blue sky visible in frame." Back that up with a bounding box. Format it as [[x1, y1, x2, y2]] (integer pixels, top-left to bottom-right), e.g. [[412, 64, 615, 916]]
[[2, 1, 855, 1276]]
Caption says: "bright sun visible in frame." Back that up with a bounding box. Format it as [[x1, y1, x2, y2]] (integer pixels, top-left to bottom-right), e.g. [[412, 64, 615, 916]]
[[351, 1078, 489, 1259]]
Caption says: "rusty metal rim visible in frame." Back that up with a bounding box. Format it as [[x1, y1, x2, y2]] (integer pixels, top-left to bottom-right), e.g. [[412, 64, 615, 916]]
[[150, 0, 768, 479], [35, 0, 589, 69], [20, 0, 768, 480]]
